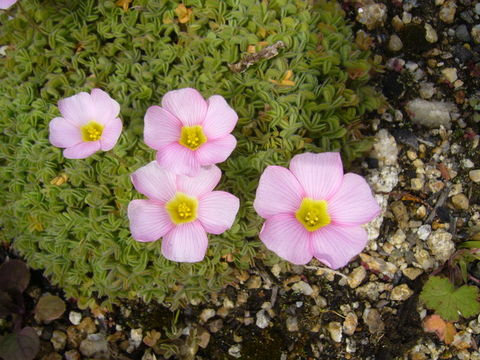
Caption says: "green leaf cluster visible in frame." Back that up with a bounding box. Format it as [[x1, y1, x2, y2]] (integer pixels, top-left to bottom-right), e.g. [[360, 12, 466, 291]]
[[420, 276, 480, 322], [0, 0, 382, 308]]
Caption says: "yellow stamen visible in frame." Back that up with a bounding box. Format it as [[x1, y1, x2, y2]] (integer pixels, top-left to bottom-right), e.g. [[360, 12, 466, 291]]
[[295, 198, 330, 232], [165, 193, 198, 224], [81, 121, 104, 142], [179, 125, 207, 151]]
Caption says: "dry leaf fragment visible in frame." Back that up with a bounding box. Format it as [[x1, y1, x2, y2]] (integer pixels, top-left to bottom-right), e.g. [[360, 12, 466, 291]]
[[175, 4, 192, 24], [423, 314, 457, 344], [270, 69, 296, 86], [143, 330, 161, 347], [116, 0, 132, 12]]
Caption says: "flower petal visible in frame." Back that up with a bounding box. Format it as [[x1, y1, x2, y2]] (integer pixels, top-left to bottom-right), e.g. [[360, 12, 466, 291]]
[[144, 105, 182, 150], [131, 161, 176, 203], [100, 117, 122, 151], [0, 0, 18, 10], [156, 143, 201, 176], [90, 88, 120, 125], [195, 134, 236, 166], [161, 88, 207, 127], [49, 117, 82, 148], [161, 221, 209, 262], [198, 191, 240, 234], [202, 95, 238, 139], [63, 141, 101, 159], [328, 173, 381, 226], [289, 152, 343, 200], [254, 166, 304, 218], [58, 92, 95, 126], [259, 214, 313, 265], [311, 225, 368, 269], [128, 199, 173, 242], [177, 165, 221, 197]]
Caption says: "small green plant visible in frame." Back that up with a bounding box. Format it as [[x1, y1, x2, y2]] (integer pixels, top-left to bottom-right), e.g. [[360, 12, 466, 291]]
[[0, 259, 39, 360], [1, 0, 383, 308], [420, 276, 480, 322]]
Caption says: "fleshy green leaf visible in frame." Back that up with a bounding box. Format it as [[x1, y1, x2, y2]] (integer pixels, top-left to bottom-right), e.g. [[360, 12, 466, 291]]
[[420, 276, 480, 322]]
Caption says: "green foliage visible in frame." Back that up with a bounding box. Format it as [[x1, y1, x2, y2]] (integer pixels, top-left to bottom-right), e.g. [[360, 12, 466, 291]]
[[420, 276, 480, 322], [0, 0, 382, 308]]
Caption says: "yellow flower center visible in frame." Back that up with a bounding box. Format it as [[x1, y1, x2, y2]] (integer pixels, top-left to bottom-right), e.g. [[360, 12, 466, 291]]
[[295, 198, 331, 232], [165, 193, 198, 224], [179, 125, 207, 151], [81, 121, 104, 142]]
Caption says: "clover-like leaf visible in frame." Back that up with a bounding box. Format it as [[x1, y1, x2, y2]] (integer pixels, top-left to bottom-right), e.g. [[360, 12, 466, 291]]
[[420, 276, 480, 322], [34, 295, 66, 323], [0, 327, 39, 360], [0, 260, 30, 293]]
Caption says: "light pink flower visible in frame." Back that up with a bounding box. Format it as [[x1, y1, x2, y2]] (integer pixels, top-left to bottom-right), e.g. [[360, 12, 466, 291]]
[[49, 89, 122, 159], [128, 161, 240, 263], [0, 0, 18, 10], [254, 152, 381, 269], [144, 88, 238, 176]]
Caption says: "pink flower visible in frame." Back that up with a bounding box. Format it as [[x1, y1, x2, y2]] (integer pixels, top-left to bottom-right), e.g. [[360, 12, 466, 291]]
[[0, 0, 18, 9], [254, 152, 381, 269], [128, 161, 240, 263], [144, 88, 238, 176], [49, 89, 122, 159]]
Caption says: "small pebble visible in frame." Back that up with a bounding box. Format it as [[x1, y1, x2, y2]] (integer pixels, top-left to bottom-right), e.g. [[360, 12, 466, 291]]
[[343, 313, 358, 336], [51, 330, 67, 351], [469, 169, 480, 183], [456, 24, 471, 42], [402, 267, 423, 280], [197, 328, 211, 349], [451, 194, 469, 210], [417, 225, 431, 240], [327, 322, 343, 343], [347, 267, 366, 289], [424, 23, 438, 43], [228, 345, 242, 359], [286, 316, 299, 332], [246, 275, 262, 289], [256, 310, 269, 329], [363, 308, 385, 334], [427, 230, 455, 262], [69, 311, 82, 326], [391, 284, 414, 301], [130, 328, 143, 349], [64, 350, 81, 360], [472, 25, 480, 44], [79, 334, 109, 358], [439, 1, 457, 23], [441, 68, 458, 83], [200, 309, 216, 323], [291, 281, 313, 296], [411, 178, 424, 191], [388, 34, 403, 52], [356, 3, 388, 30], [208, 319, 223, 333]]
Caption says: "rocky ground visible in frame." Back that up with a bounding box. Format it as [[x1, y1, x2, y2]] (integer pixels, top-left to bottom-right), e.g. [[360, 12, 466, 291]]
[[2, 0, 480, 359]]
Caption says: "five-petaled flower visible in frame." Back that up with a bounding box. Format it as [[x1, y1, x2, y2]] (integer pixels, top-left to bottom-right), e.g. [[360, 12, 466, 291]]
[[128, 161, 240, 262], [49, 89, 122, 159], [144, 88, 238, 176], [254, 152, 381, 269], [0, 0, 18, 9]]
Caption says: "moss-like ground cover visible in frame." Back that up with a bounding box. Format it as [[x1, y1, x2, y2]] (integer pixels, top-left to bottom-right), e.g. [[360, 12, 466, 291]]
[[0, 0, 381, 308]]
